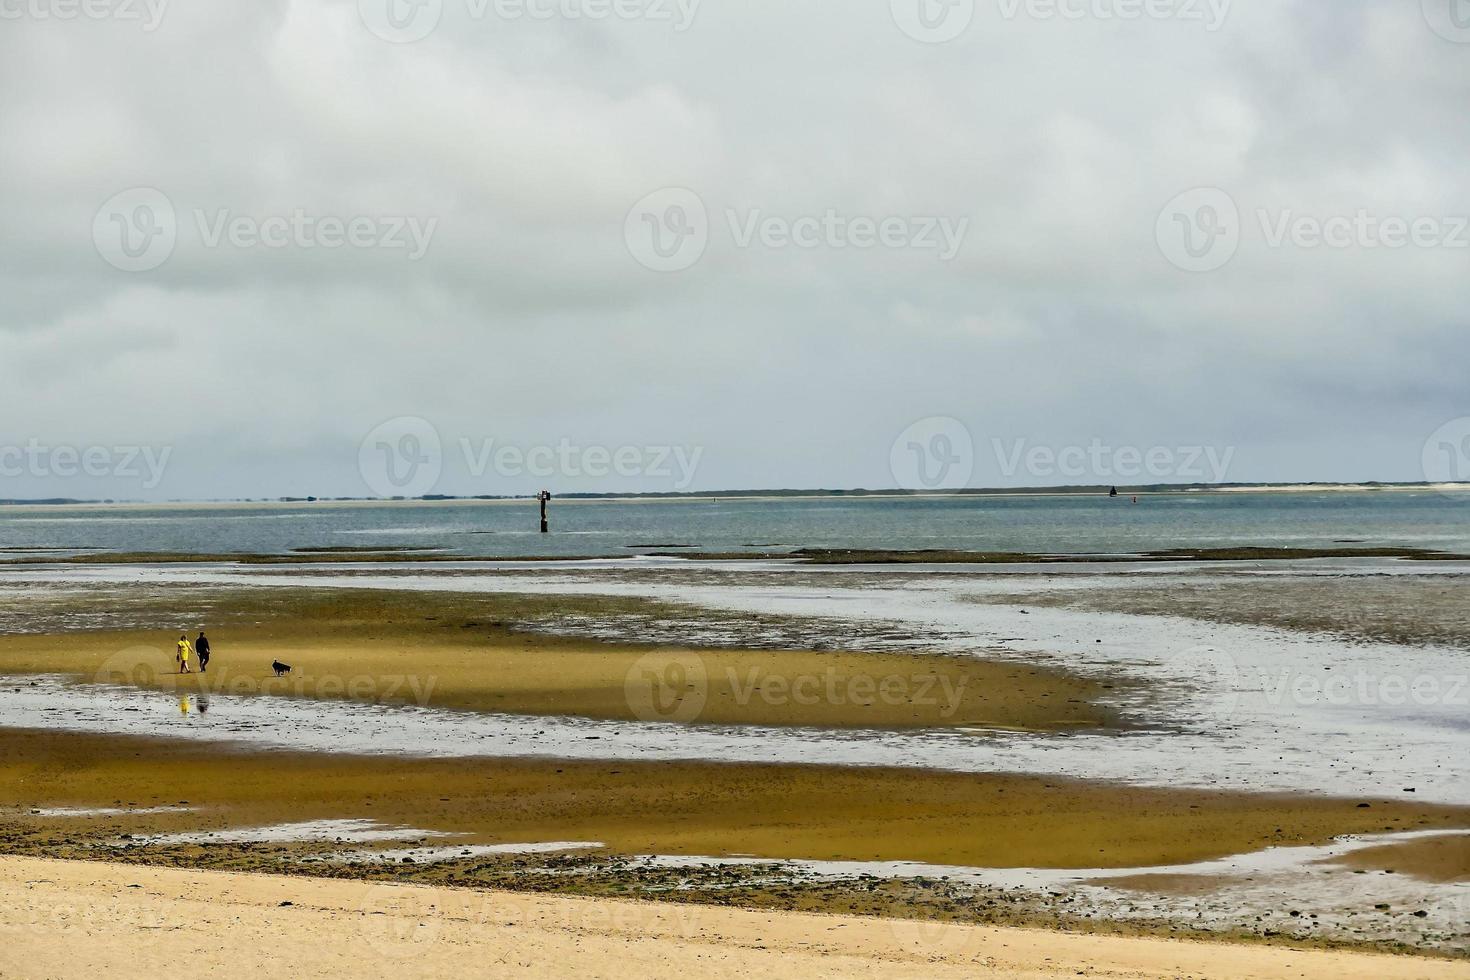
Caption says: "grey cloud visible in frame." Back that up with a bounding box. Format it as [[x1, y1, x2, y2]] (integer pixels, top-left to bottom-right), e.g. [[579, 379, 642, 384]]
[[0, 0, 1466, 498]]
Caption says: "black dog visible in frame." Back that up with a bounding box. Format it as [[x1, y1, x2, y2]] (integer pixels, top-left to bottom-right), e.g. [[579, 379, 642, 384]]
[[271, 660, 293, 677]]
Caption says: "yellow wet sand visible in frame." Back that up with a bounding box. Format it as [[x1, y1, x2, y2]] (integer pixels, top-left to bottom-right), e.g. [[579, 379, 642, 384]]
[[0, 587, 1118, 730], [1319, 833, 1470, 883], [2, 855, 1466, 980], [5, 584, 1467, 957], [2, 731, 1465, 870]]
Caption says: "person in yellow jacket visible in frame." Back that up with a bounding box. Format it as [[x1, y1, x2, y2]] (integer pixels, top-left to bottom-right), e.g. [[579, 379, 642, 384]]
[[176, 634, 193, 674]]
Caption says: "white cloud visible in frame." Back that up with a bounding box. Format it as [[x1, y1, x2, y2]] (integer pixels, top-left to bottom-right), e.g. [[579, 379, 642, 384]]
[[0, 0, 1466, 497]]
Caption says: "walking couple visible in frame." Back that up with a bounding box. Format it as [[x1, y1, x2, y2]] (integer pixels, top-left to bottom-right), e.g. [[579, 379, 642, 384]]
[[175, 631, 212, 674]]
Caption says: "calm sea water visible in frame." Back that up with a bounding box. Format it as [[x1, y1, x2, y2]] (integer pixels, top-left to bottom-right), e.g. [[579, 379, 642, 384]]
[[1, 492, 1467, 559]]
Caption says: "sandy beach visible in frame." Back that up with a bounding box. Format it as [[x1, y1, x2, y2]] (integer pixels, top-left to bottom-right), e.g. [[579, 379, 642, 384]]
[[12, 0, 1470, 969], [2, 855, 1466, 980], [0, 557, 1466, 972]]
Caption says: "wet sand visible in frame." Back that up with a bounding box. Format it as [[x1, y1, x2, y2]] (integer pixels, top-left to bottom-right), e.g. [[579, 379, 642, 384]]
[[1321, 834, 1470, 883], [3, 730, 1465, 871], [0, 587, 1118, 731], [2, 567, 1467, 959], [8, 544, 1468, 565], [997, 574, 1470, 649], [2, 855, 1466, 980]]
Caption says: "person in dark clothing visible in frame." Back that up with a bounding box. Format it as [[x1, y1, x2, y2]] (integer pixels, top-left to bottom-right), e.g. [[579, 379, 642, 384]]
[[196, 631, 212, 673]]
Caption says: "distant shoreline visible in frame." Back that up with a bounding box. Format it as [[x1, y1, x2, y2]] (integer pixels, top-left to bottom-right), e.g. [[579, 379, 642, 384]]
[[5, 545, 1469, 567], [2, 482, 1467, 510]]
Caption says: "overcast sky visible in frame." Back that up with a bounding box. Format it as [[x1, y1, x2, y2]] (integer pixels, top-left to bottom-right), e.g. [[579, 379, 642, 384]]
[[1, 0, 1467, 499]]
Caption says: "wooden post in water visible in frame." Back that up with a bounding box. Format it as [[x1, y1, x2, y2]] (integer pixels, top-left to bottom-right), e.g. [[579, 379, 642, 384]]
[[538, 490, 551, 533]]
